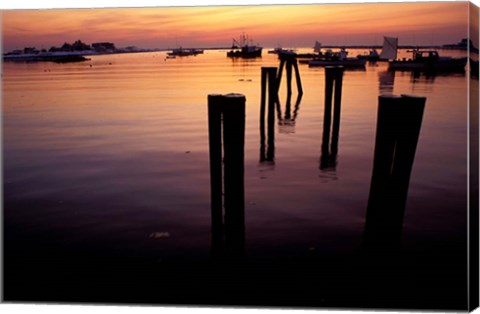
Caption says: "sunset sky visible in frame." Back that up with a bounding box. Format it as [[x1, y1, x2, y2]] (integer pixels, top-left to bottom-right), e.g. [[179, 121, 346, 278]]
[[1, 2, 471, 52]]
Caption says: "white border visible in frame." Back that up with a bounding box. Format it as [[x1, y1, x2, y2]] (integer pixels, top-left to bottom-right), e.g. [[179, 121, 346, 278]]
[[1, 1, 479, 314]]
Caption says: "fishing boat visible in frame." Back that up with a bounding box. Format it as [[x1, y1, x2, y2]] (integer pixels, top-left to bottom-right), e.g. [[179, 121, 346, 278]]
[[167, 47, 203, 57], [388, 49, 467, 72], [306, 48, 366, 68], [227, 33, 262, 58]]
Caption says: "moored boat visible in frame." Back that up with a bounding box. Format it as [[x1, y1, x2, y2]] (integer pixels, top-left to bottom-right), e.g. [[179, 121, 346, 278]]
[[227, 33, 262, 58], [388, 49, 467, 72], [167, 47, 204, 57], [357, 36, 398, 62], [357, 48, 381, 61], [268, 47, 295, 55], [304, 48, 366, 68]]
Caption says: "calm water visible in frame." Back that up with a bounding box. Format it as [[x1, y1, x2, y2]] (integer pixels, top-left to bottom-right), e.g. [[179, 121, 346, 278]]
[[3, 49, 471, 258], [2, 49, 474, 307]]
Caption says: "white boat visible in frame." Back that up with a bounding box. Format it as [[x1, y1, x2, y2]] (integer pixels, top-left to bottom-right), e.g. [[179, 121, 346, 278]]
[[356, 37, 398, 62]]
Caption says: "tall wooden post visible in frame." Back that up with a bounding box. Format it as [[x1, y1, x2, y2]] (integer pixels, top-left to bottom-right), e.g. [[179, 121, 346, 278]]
[[363, 94, 426, 253], [320, 67, 335, 169], [320, 66, 344, 170], [222, 94, 246, 257], [292, 58, 304, 95], [267, 68, 277, 161], [286, 58, 293, 96], [208, 93, 246, 258], [331, 67, 344, 157], [208, 94, 224, 253], [260, 69, 268, 161], [260, 67, 277, 162]]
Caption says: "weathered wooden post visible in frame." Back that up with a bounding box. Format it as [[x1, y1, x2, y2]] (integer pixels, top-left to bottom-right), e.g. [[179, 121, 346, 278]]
[[267, 68, 276, 161], [331, 67, 344, 157], [293, 58, 303, 95], [320, 66, 337, 169], [286, 58, 293, 96], [276, 58, 286, 91], [363, 94, 426, 253], [208, 93, 246, 258], [260, 68, 268, 161], [260, 67, 277, 162], [276, 52, 303, 96], [208, 94, 224, 253]]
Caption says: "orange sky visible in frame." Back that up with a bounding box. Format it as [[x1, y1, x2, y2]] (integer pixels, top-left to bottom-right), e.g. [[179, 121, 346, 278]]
[[1, 2, 470, 51]]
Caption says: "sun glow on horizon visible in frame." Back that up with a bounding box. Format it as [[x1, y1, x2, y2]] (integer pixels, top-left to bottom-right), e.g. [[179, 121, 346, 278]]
[[1, 2, 469, 52]]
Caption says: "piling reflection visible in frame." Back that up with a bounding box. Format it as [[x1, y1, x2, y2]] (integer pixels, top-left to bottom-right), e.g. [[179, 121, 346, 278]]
[[363, 94, 426, 253], [378, 70, 395, 94], [277, 93, 303, 134], [208, 94, 246, 259], [320, 66, 344, 170]]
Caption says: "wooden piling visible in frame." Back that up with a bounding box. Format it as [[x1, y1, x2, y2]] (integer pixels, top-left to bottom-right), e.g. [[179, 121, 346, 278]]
[[277, 53, 303, 96], [276, 59, 286, 92], [293, 58, 304, 96], [321, 67, 335, 163], [222, 94, 246, 256], [260, 67, 277, 162], [286, 59, 293, 96], [285, 93, 292, 120], [364, 94, 426, 252], [208, 93, 246, 258], [320, 66, 344, 170], [260, 68, 268, 161], [267, 67, 277, 161], [331, 66, 344, 157], [208, 94, 224, 251]]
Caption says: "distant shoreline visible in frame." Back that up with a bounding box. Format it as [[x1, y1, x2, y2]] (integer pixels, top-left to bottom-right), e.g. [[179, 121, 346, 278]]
[[3, 44, 475, 63]]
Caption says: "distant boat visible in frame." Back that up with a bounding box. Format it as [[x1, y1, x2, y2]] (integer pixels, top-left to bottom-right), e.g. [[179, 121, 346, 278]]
[[388, 49, 467, 72], [357, 48, 381, 61], [227, 33, 262, 58], [357, 37, 398, 62], [304, 48, 366, 68], [167, 47, 203, 57], [268, 47, 294, 55]]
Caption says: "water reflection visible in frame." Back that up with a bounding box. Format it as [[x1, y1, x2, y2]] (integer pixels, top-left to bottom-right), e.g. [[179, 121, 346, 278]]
[[277, 93, 303, 134], [363, 95, 426, 253], [378, 70, 395, 94]]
